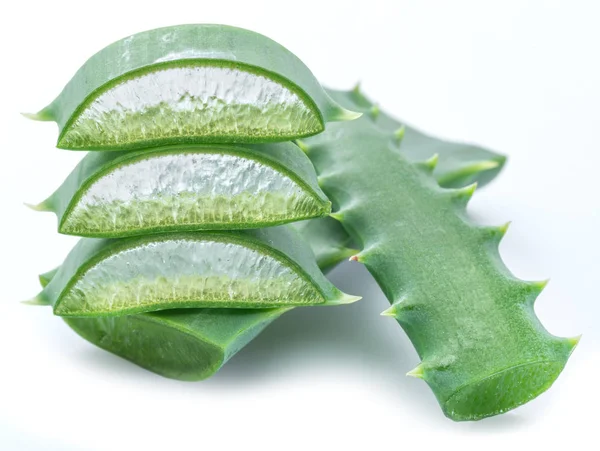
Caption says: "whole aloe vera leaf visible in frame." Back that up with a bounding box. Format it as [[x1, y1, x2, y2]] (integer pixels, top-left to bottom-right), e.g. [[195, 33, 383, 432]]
[[32, 226, 360, 317], [37, 223, 351, 381], [303, 92, 578, 421], [30, 142, 331, 238], [26, 24, 359, 151]]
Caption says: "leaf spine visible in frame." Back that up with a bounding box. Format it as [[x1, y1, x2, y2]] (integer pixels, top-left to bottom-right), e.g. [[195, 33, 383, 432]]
[[394, 126, 406, 143], [406, 364, 425, 379]]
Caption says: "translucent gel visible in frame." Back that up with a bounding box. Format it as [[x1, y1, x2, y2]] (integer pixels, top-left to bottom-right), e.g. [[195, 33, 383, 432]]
[[64, 153, 322, 233], [59, 239, 323, 314], [61, 65, 321, 147]]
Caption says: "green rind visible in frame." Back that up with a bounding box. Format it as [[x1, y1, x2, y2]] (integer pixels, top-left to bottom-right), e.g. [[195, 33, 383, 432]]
[[303, 89, 577, 421], [35, 142, 331, 238], [37, 227, 358, 317], [64, 308, 288, 381], [32, 25, 358, 149]]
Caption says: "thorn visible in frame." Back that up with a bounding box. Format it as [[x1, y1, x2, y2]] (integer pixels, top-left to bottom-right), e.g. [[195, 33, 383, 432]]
[[406, 364, 425, 379], [329, 293, 362, 305], [471, 160, 501, 172], [330, 107, 362, 122], [295, 139, 309, 153], [416, 154, 439, 174], [330, 211, 344, 221], [497, 221, 511, 237], [21, 296, 49, 306], [451, 182, 478, 207], [24, 201, 50, 212], [21, 107, 54, 122], [425, 154, 439, 171], [566, 335, 582, 348], [380, 304, 398, 317], [530, 279, 550, 292], [369, 105, 380, 120], [394, 126, 406, 143]]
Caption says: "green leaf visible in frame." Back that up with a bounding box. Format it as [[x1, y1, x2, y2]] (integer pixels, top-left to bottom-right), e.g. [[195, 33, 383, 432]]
[[303, 90, 578, 421], [27, 25, 359, 150], [31, 142, 330, 237]]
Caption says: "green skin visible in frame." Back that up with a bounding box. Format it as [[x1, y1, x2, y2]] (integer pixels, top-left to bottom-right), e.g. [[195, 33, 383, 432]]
[[27, 24, 360, 150], [36, 109, 506, 383], [302, 88, 578, 421], [32, 142, 331, 238], [33, 226, 359, 317]]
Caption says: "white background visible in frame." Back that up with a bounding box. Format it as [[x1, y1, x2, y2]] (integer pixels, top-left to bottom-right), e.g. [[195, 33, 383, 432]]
[[1, 0, 597, 449]]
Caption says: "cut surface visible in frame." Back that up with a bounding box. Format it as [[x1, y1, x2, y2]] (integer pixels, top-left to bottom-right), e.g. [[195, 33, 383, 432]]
[[442, 360, 569, 421], [65, 314, 224, 381], [59, 62, 323, 149], [54, 236, 324, 316], [60, 151, 328, 236]]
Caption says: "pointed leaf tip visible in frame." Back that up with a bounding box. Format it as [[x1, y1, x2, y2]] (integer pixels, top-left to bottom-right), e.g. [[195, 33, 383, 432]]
[[352, 81, 361, 95], [21, 108, 54, 121], [406, 364, 425, 379], [21, 296, 49, 306], [330, 293, 362, 305], [472, 160, 501, 171], [24, 201, 50, 212], [330, 107, 362, 122]]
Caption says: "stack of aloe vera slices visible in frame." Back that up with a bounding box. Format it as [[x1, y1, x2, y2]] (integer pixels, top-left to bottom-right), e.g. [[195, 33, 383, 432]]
[[26, 24, 577, 421], [27, 24, 361, 380]]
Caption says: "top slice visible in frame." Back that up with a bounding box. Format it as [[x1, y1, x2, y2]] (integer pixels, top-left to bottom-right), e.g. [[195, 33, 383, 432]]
[[28, 24, 360, 150]]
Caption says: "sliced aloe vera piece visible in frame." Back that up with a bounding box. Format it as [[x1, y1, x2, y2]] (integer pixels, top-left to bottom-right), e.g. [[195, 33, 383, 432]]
[[37, 222, 354, 381], [31, 142, 330, 237], [27, 25, 359, 150], [33, 227, 359, 317]]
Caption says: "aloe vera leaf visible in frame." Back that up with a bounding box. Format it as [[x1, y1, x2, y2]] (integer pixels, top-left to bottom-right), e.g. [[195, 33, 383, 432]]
[[322, 87, 507, 189], [31, 142, 330, 238], [302, 93, 578, 421], [292, 217, 358, 273], [37, 224, 352, 381], [26, 25, 359, 151], [295, 87, 507, 259], [32, 226, 360, 317]]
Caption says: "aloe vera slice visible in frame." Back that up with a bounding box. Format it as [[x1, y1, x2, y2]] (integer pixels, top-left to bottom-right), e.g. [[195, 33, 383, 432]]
[[303, 89, 578, 421], [31, 142, 330, 237], [37, 220, 354, 381], [26, 25, 359, 150], [33, 226, 359, 317]]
